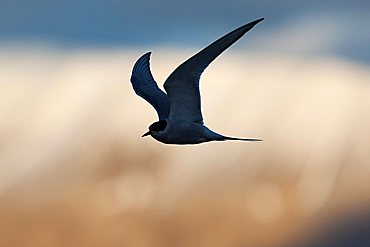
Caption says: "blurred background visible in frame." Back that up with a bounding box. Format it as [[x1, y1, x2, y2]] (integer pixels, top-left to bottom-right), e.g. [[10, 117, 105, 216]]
[[1, 0, 370, 246]]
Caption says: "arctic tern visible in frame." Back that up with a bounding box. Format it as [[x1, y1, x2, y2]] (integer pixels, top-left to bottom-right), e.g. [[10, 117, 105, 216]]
[[130, 18, 264, 144]]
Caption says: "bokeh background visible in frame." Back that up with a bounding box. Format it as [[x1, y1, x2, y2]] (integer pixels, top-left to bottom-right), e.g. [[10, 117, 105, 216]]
[[1, 1, 370, 246]]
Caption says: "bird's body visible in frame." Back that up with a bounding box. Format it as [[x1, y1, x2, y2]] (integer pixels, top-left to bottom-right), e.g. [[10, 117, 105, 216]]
[[130, 18, 264, 145], [149, 119, 224, 144]]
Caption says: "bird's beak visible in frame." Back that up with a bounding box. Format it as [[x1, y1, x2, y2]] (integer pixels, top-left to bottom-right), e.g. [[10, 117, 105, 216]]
[[141, 131, 151, 137]]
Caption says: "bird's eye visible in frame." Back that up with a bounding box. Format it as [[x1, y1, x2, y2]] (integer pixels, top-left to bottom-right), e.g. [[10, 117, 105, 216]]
[[149, 120, 167, 132]]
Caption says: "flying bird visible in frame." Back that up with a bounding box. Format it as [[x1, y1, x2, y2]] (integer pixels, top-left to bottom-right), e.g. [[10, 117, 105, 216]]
[[130, 18, 264, 145]]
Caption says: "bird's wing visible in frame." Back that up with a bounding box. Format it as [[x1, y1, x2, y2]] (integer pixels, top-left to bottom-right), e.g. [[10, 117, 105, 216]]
[[164, 18, 264, 123], [130, 52, 170, 120]]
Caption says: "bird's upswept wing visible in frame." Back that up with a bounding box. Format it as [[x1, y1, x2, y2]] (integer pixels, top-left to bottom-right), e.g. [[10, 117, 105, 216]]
[[164, 18, 264, 123], [131, 52, 170, 120]]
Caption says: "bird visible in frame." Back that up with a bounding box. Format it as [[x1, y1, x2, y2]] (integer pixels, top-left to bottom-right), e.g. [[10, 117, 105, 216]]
[[130, 18, 264, 145]]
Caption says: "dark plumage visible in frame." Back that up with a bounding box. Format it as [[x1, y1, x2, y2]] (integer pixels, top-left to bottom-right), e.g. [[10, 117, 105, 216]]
[[132, 18, 264, 144], [149, 120, 167, 132]]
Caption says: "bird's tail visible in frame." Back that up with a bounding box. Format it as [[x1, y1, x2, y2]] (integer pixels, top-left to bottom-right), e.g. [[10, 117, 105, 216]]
[[221, 136, 263, 142], [205, 128, 262, 142]]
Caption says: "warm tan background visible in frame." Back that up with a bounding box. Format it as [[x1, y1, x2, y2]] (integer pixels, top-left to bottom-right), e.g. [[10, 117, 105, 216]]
[[1, 46, 369, 246]]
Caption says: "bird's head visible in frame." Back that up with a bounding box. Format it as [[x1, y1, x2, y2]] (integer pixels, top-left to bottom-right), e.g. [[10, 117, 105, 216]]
[[142, 120, 167, 137]]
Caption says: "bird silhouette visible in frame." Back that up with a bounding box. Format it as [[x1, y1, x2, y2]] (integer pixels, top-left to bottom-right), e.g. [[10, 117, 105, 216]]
[[130, 18, 264, 144]]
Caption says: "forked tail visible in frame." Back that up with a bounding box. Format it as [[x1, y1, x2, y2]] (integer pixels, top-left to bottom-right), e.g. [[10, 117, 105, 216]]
[[205, 129, 262, 142], [222, 136, 262, 142]]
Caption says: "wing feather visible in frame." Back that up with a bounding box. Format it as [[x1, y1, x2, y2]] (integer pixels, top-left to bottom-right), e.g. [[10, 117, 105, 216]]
[[164, 18, 264, 123], [131, 52, 170, 120]]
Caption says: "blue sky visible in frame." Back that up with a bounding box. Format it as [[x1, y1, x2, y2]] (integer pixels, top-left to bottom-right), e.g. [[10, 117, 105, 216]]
[[0, 0, 369, 62]]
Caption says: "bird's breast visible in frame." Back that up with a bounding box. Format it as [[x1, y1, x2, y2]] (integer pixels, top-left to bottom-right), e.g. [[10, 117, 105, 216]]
[[152, 120, 209, 144]]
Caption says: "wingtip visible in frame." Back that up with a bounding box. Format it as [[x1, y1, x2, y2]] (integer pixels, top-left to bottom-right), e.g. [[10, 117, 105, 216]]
[[251, 18, 264, 25], [143, 51, 152, 58], [134, 52, 152, 66], [237, 18, 264, 33]]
